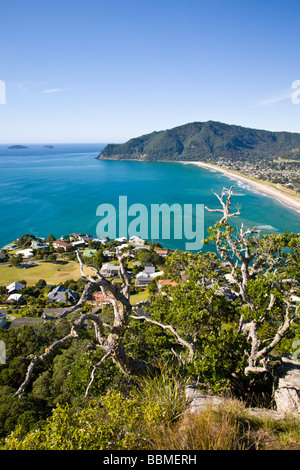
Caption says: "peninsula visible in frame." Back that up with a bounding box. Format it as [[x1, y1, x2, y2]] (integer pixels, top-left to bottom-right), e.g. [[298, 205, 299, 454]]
[[98, 120, 300, 209]]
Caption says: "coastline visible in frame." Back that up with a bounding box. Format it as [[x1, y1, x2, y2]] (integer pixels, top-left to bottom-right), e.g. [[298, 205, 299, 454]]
[[180, 161, 300, 213]]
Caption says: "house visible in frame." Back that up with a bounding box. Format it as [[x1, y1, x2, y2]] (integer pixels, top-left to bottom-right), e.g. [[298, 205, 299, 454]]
[[134, 245, 148, 251], [47, 286, 79, 303], [103, 250, 115, 257], [158, 279, 178, 291], [16, 248, 34, 259], [71, 240, 86, 248], [118, 244, 129, 251], [31, 240, 48, 250], [78, 234, 94, 242], [98, 236, 110, 244], [7, 293, 23, 303], [155, 250, 168, 257], [129, 236, 145, 245], [115, 237, 127, 243], [135, 266, 164, 287], [100, 263, 120, 277], [0, 252, 6, 260], [52, 240, 71, 251], [2, 243, 19, 251], [6, 282, 25, 294]]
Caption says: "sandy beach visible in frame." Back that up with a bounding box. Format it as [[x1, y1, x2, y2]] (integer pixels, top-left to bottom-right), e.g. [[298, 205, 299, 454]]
[[180, 161, 300, 213]]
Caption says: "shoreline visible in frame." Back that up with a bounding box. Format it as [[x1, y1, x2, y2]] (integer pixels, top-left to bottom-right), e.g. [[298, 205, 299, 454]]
[[180, 161, 300, 213]]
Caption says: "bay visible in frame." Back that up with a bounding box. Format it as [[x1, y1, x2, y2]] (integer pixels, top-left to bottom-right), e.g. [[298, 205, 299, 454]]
[[0, 144, 299, 252]]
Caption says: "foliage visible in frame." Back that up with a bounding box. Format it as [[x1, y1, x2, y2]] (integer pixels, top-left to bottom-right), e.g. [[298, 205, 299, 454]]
[[99, 120, 300, 163]]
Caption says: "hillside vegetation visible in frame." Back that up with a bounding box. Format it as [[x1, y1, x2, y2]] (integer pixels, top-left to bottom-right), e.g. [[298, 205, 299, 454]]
[[98, 121, 300, 163]]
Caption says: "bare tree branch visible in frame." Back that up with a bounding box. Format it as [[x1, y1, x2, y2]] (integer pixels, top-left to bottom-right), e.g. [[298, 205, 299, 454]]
[[130, 314, 195, 362]]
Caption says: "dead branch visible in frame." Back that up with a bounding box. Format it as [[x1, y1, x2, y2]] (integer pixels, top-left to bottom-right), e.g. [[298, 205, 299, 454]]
[[130, 314, 195, 362]]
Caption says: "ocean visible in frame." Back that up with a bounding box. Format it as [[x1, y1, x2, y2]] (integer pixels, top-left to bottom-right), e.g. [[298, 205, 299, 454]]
[[0, 143, 299, 252]]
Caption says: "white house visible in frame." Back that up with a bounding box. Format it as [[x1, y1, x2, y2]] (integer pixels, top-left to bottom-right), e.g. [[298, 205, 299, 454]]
[[115, 237, 127, 243], [129, 236, 145, 245], [16, 249, 34, 259], [135, 266, 164, 287], [100, 263, 120, 277], [7, 293, 23, 303], [118, 244, 129, 251], [31, 240, 48, 250], [6, 282, 25, 294]]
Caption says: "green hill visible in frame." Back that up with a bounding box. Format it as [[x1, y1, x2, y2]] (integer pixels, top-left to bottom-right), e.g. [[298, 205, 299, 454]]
[[97, 121, 300, 163]]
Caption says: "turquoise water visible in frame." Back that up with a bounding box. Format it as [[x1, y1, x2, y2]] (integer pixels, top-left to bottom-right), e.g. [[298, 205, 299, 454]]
[[0, 144, 299, 251]]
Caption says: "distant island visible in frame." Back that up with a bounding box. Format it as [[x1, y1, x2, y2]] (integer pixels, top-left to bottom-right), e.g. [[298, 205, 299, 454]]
[[7, 145, 28, 149], [43, 145, 54, 148], [97, 120, 300, 193]]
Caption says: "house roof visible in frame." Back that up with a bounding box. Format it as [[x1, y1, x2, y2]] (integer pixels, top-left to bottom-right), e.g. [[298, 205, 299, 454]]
[[6, 282, 25, 292], [7, 293, 23, 301], [47, 286, 79, 302], [101, 263, 119, 271], [53, 240, 70, 247], [158, 280, 178, 286]]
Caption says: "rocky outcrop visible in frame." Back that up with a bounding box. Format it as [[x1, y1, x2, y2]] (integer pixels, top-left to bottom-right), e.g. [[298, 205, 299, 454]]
[[186, 355, 300, 421], [185, 385, 286, 421], [274, 355, 300, 417]]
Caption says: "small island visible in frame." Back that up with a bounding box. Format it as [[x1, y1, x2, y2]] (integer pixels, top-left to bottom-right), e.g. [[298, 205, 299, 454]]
[[43, 145, 54, 148], [7, 145, 28, 149]]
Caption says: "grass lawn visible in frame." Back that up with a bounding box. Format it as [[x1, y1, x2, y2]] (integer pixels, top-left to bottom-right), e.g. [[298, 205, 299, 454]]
[[0, 260, 94, 286], [130, 290, 149, 305]]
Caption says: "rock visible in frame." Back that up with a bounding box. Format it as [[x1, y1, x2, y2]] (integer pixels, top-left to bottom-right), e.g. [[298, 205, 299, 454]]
[[274, 356, 300, 418], [185, 385, 227, 414]]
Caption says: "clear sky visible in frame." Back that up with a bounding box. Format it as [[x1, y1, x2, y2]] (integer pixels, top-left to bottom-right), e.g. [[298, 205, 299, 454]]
[[1, 0, 300, 143]]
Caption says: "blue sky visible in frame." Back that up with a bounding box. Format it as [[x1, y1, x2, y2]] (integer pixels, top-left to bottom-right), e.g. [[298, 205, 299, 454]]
[[1, 0, 300, 143]]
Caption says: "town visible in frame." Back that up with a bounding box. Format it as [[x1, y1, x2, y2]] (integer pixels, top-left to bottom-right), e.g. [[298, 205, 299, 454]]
[[0, 232, 172, 328], [0, 230, 252, 330], [211, 156, 300, 192]]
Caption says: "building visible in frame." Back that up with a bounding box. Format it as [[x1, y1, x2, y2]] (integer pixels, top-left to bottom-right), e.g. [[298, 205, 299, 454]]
[[6, 282, 25, 294], [31, 240, 48, 250], [52, 240, 71, 251], [135, 266, 164, 287], [129, 236, 145, 245], [115, 237, 127, 243], [47, 286, 79, 303], [7, 293, 23, 303], [155, 249, 168, 257], [16, 248, 34, 259], [157, 279, 178, 291], [78, 234, 94, 242], [71, 240, 86, 248], [100, 263, 120, 277]]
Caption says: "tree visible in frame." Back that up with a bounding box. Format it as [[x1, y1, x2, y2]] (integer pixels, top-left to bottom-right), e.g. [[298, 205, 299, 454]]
[[9, 254, 23, 267], [205, 186, 300, 374]]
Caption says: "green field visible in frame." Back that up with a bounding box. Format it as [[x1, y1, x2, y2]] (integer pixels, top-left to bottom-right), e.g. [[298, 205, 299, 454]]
[[0, 260, 92, 286]]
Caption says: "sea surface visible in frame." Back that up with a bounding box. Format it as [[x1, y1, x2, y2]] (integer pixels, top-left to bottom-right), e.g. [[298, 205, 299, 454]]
[[0, 143, 299, 252]]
